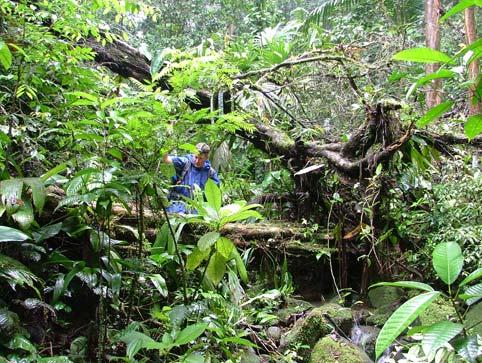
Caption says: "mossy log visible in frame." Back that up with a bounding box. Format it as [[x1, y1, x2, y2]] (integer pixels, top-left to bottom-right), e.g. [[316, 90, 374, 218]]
[[46, 185, 337, 256]]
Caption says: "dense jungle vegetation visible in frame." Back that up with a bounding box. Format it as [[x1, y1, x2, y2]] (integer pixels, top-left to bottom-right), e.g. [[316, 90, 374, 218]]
[[0, 0, 481, 362]]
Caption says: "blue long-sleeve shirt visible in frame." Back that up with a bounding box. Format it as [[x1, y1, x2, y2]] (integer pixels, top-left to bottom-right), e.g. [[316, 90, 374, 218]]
[[167, 154, 220, 213]]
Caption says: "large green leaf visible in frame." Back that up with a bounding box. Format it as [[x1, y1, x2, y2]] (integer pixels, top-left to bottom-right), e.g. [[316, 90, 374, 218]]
[[52, 261, 85, 303], [40, 163, 67, 183], [441, 0, 482, 22], [464, 114, 482, 140], [32, 223, 62, 243], [0, 226, 30, 242], [407, 70, 456, 99], [174, 323, 208, 346], [0, 41, 12, 70], [375, 291, 441, 359], [464, 283, 482, 305], [149, 274, 168, 297], [206, 252, 226, 285], [232, 248, 248, 283], [12, 201, 34, 230], [204, 179, 221, 212], [23, 178, 46, 214], [152, 223, 174, 254], [6, 334, 37, 353], [462, 38, 482, 64], [197, 231, 220, 252], [0, 178, 23, 215], [220, 209, 263, 226], [422, 321, 463, 359], [186, 247, 210, 271], [216, 237, 235, 259], [460, 268, 482, 287], [432, 242, 463, 285], [369, 281, 434, 292], [393, 48, 453, 64], [454, 336, 482, 363], [120, 331, 161, 359], [416, 101, 453, 127]]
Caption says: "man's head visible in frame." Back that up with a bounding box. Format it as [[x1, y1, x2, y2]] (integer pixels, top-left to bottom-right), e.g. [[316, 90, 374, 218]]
[[194, 142, 210, 168]]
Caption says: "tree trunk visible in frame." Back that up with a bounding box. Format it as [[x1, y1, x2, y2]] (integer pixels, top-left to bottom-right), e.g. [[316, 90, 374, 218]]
[[464, 7, 481, 115], [425, 0, 442, 108]]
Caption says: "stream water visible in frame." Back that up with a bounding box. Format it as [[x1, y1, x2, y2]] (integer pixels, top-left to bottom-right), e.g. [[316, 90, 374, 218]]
[[350, 312, 393, 362]]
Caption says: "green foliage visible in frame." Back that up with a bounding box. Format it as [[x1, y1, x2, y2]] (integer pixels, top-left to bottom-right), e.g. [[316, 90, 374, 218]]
[[369, 281, 434, 292], [392, 2, 482, 139], [465, 114, 482, 140], [392, 47, 453, 64], [375, 291, 441, 358], [0, 226, 30, 242], [0, 40, 12, 70], [421, 321, 464, 359], [432, 242, 464, 285], [440, 0, 482, 22], [0, 253, 40, 294], [184, 179, 262, 286], [0, 0, 479, 361], [416, 101, 453, 128], [120, 322, 208, 360], [373, 241, 482, 361], [391, 166, 482, 274]]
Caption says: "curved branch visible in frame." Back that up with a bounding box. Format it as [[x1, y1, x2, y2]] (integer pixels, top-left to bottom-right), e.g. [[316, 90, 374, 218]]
[[234, 53, 351, 80]]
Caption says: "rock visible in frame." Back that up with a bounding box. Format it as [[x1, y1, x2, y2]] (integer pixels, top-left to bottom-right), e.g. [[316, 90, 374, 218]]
[[365, 303, 397, 327], [275, 298, 313, 325], [465, 301, 482, 336], [239, 348, 263, 363], [281, 303, 353, 353], [310, 336, 373, 363], [286, 297, 314, 311], [368, 286, 403, 308], [419, 297, 456, 326], [350, 325, 380, 359], [266, 326, 282, 341]]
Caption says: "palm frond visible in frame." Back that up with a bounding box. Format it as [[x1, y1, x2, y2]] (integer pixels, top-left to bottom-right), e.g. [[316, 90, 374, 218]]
[[302, 0, 358, 30], [302, 0, 424, 31]]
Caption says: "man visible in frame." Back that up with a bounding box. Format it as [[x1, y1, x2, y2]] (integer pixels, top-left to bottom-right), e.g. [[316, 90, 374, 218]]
[[162, 142, 220, 213]]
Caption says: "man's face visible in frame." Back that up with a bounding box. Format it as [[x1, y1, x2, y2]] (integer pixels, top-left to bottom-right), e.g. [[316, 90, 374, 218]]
[[194, 153, 208, 168]]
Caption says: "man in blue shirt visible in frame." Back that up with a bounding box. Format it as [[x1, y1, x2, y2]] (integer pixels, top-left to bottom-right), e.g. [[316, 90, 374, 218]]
[[162, 143, 220, 213]]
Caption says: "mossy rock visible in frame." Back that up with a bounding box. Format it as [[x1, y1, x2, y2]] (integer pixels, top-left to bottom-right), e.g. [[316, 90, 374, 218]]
[[368, 286, 404, 308], [419, 297, 456, 326], [465, 301, 482, 336], [239, 348, 263, 363], [365, 304, 397, 327], [309, 336, 373, 363], [282, 303, 353, 351], [275, 298, 313, 324]]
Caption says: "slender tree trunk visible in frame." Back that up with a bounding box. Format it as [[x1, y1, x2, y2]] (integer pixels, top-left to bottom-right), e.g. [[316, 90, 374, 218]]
[[425, 0, 442, 108], [465, 7, 481, 115]]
